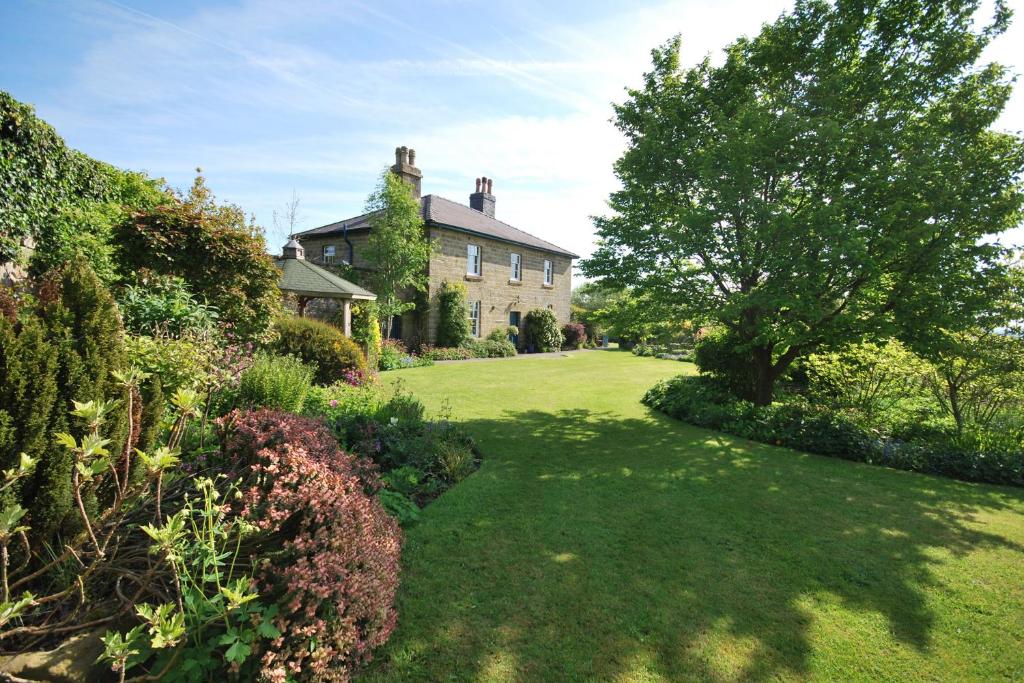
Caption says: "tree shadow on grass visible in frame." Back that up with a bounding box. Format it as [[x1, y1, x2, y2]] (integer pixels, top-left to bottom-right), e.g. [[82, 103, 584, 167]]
[[365, 408, 1024, 682]]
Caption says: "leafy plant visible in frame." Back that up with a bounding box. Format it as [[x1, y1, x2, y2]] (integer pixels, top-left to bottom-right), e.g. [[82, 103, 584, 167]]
[[561, 322, 587, 349], [237, 353, 314, 413], [118, 274, 220, 337], [436, 281, 471, 347], [271, 315, 368, 384], [522, 308, 562, 352], [113, 173, 281, 341]]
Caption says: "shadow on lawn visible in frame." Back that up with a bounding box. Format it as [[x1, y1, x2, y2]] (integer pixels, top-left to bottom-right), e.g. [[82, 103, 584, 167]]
[[369, 408, 1024, 682]]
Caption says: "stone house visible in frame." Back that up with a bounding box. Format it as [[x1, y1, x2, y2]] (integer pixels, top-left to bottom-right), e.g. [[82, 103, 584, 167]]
[[294, 147, 577, 348]]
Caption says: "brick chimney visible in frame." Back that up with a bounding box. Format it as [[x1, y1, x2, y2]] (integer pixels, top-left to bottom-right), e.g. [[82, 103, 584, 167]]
[[391, 145, 423, 199], [469, 176, 495, 217]]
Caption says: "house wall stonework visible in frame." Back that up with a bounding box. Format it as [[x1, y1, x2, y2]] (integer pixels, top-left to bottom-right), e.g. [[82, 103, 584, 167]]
[[425, 226, 571, 345], [297, 225, 572, 347]]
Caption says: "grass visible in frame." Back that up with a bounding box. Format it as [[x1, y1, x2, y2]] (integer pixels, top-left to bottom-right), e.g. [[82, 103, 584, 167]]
[[363, 350, 1024, 681]]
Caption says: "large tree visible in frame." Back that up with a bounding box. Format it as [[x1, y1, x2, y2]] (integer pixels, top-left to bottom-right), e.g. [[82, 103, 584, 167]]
[[364, 170, 433, 338], [583, 0, 1024, 405]]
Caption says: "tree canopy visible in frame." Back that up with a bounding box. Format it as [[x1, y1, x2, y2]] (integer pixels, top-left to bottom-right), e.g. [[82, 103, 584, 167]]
[[364, 170, 433, 338], [582, 0, 1024, 404]]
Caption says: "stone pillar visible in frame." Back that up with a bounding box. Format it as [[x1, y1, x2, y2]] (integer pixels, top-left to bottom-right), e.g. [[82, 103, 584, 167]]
[[342, 299, 352, 337]]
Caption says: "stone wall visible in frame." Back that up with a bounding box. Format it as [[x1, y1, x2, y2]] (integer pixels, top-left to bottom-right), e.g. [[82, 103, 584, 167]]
[[425, 226, 572, 344], [300, 231, 373, 269], [298, 226, 573, 347]]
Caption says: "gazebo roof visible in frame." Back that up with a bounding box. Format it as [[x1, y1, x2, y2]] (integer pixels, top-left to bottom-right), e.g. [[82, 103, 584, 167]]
[[274, 256, 376, 300]]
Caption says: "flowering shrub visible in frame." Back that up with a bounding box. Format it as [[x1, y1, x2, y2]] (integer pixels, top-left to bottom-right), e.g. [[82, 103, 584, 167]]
[[378, 338, 433, 371], [419, 345, 475, 361], [222, 410, 401, 681], [561, 322, 587, 349]]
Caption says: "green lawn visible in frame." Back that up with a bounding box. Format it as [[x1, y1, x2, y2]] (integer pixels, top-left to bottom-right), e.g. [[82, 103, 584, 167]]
[[364, 351, 1024, 682]]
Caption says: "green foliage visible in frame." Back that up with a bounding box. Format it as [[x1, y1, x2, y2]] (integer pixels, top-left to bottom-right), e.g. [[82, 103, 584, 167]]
[[124, 333, 216, 396], [350, 300, 382, 363], [0, 91, 168, 268], [364, 170, 433, 338], [694, 327, 758, 401], [0, 262, 131, 540], [644, 374, 1024, 487], [237, 353, 313, 413], [922, 328, 1024, 434], [377, 488, 421, 526], [378, 339, 433, 371], [113, 173, 281, 340], [522, 308, 562, 352], [463, 338, 517, 358], [118, 275, 219, 337], [437, 281, 471, 347], [805, 341, 928, 427], [271, 315, 368, 384], [583, 3, 1024, 404], [303, 382, 384, 422]]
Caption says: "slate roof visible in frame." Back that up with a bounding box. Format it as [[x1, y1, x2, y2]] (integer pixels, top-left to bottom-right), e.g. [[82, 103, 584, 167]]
[[275, 257, 376, 300], [294, 195, 578, 258]]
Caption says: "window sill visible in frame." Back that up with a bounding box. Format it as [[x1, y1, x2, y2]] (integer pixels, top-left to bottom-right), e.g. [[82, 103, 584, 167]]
[[508, 279, 522, 286], [465, 274, 483, 282], [542, 283, 554, 289]]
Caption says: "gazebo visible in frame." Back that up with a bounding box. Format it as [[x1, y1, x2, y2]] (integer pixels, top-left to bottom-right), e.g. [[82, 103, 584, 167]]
[[275, 239, 376, 335]]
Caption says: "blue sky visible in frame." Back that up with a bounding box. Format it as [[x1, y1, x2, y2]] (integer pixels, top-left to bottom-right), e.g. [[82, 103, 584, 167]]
[[2, 0, 1023, 278]]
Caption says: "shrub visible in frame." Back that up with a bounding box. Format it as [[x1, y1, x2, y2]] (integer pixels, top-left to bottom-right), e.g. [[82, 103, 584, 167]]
[[644, 374, 1024, 487], [436, 281, 471, 347], [0, 262, 136, 540], [464, 338, 517, 358], [350, 301, 382, 363], [118, 274, 219, 337], [303, 382, 384, 422], [124, 332, 217, 395], [222, 409, 401, 681], [271, 315, 368, 384], [419, 345, 475, 361], [694, 326, 757, 400], [561, 322, 587, 349], [113, 174, 280, 340], [378, 338, 433, 371], [522, 308, 562, 352], [237, 353, 314, 413], [805, 340, 928, 427]]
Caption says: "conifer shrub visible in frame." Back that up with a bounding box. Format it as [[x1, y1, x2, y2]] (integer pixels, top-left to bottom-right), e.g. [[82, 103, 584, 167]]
[[270, 315, 368, 385], [221, 409, 401, 682], [522, 308, 562, 352], [0, 262, 136, 539], [436, 281, 471, 347]]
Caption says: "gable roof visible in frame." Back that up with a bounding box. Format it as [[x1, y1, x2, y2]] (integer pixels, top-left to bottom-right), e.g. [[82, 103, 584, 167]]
[[294, 194, 578, 258], [274, 257, 376, 300]]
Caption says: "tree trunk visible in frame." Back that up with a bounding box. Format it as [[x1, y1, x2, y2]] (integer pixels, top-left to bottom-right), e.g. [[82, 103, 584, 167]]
[[752, 345, 777, 407]]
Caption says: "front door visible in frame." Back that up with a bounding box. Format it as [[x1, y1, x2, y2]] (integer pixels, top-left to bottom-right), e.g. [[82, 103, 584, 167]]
[[509, 311, 521, 347]]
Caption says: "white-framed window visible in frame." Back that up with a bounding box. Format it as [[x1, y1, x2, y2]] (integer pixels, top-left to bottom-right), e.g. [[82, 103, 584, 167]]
[[510, 252, 521, 281], [543, 259, 553, 285], [323, 244, 336, 263], [469, 300, 481, 337], [467, 244, 482, 276]]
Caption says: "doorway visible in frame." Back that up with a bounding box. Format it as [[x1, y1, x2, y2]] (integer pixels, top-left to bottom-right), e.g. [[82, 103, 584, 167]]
[[509, 311, 521, 347]]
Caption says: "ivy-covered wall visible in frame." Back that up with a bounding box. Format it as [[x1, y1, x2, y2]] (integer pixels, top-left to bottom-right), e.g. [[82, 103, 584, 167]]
[[0, 91, 168, 277]]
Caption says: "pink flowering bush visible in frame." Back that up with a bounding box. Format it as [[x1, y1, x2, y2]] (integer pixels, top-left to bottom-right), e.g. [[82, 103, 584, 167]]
[[221, 409, 401, 681]]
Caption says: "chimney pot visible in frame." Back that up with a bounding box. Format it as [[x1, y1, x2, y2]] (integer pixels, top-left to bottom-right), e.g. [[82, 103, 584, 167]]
[[469, 175, 496, 217], [486, 178, 493, 194], [408, 148, 416, 165]]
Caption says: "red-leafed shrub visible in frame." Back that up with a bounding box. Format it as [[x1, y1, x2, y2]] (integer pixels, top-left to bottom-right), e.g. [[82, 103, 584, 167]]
[[221, 409, 400, 682], [562, 322, 587, 349]]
